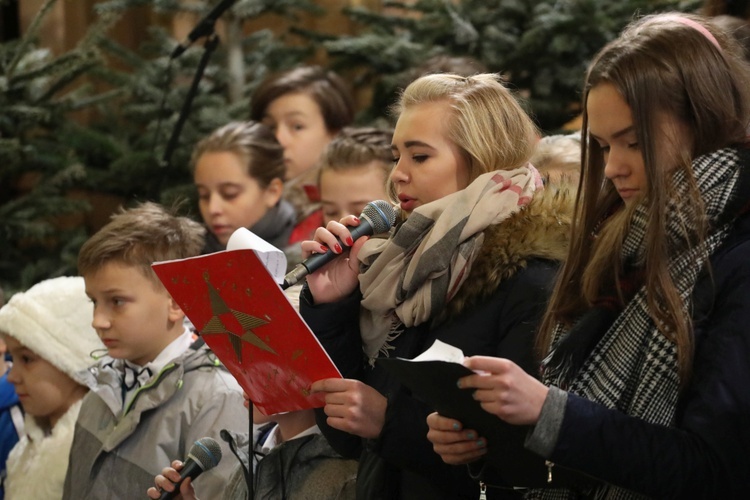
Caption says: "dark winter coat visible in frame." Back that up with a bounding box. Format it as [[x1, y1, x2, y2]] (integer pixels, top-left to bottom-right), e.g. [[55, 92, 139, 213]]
[[301, 184, 574, 500], [531, 200, 750, 499]]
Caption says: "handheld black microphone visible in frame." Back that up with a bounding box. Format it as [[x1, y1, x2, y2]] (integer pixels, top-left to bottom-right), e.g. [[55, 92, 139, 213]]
[[170, 0, 237, 59], [283, 200, 397, 289], [158, 437, 223, 500]]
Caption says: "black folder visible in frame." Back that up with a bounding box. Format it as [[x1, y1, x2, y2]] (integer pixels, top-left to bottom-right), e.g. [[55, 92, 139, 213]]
[[377, 354, 596, 489]]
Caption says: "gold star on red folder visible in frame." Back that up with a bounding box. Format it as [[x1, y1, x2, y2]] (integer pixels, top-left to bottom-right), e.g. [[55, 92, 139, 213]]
[[152, 248, 342, 415], [200, 273, 277, 363]]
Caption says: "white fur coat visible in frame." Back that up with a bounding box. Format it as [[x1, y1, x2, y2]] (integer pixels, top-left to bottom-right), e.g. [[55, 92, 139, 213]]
[[5, 399, 82, 500]]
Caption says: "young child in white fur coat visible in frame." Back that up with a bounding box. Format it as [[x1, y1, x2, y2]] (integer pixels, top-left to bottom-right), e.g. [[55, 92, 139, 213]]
[[0, 276, 104, 500]]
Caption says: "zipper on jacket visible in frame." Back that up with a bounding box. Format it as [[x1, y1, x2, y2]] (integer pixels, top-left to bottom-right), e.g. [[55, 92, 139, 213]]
[[121, 347, 221, 415], [123, 362, 178, 415], [478, 480, 530, 497], [545, 460, 554, 483]]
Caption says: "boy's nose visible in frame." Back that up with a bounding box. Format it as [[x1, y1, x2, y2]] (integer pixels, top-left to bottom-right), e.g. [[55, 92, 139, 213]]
[[91, 310, 110, 330]]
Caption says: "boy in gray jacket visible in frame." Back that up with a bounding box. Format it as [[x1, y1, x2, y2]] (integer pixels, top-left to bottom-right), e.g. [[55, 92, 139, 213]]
[[62, 202, 247, 500]]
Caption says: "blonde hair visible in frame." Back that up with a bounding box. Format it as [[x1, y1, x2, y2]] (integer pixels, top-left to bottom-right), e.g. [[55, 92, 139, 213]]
[[78, 202, 205, 287], [530, 133, 582, 183], [537, 13, 750, 382], [392, 73, 538, 186]]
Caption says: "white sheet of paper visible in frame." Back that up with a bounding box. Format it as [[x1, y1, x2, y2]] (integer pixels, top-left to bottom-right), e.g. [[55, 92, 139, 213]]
[[227, 227, 287, 284], [412, 339, 466, 364]]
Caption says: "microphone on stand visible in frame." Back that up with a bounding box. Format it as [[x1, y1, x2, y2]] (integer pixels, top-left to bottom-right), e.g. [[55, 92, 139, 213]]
[[158, 437, 223, 500], [170, 0, 238, 59], [282, 200, 397, 289]]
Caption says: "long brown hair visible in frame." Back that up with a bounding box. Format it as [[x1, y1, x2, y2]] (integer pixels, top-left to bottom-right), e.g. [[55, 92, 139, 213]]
[[536, 13, 750, 382]]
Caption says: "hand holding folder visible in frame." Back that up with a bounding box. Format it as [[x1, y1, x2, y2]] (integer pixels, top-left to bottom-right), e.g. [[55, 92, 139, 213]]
[[377, 340, 595, 489]]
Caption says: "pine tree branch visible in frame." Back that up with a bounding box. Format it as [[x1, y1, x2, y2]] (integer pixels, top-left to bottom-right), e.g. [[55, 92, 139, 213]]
[[6, 0, 58, 79]]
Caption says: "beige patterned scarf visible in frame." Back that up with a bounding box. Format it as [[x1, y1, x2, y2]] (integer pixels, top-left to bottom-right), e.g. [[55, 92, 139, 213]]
[[357, 165, 542, 361]]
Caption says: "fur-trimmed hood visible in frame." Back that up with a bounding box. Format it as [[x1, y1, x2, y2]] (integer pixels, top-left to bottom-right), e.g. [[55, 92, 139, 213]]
[[442, 179, 575, 322], [6, 398, 83, 500]]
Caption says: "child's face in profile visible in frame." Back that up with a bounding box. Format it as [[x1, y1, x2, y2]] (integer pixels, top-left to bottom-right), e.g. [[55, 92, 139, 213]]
[[263, 92, 335, 180], [194, 151, 283, 246], [320, 162, 390, 226], [4, 335, 85, 428], [85, 261, 184, 366]]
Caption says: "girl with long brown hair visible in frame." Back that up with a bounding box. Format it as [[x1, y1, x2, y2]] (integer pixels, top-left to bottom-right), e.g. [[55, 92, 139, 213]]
[[427, 13, 750, 499]]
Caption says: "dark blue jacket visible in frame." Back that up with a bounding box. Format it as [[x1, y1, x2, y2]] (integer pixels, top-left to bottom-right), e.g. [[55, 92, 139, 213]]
[[300, 183, 574, 500], [546, 207, 750, 499], [0, 370, 21, 500], [302, 257, 559, 500]]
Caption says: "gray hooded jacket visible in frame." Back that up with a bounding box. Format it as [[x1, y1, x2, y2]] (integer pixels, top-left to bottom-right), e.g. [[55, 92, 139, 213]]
[[62, 341, 246, 500]]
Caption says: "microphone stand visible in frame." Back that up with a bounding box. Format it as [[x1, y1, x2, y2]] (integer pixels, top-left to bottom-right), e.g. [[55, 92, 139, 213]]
[[161, 28, 255, 500], [248, 403, 254, 500], [161, 33, 219, 169]]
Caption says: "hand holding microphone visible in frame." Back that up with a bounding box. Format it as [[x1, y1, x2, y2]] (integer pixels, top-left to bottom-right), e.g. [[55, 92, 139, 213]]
[[291, 200, 396, 301], [286, 200, 396, 287], [147, 437, 222, 500]]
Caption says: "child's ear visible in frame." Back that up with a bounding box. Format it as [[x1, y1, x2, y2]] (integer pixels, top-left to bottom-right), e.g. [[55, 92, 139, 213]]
[[167, 297, 185, 323], [263, 178, 284, 208]]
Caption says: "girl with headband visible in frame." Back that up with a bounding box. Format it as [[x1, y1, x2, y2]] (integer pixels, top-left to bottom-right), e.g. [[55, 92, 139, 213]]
[[426, 13, 750, 499]]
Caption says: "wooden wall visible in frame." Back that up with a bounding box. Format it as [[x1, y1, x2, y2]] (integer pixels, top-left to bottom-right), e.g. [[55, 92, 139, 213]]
[[18, 0, 382, 56]]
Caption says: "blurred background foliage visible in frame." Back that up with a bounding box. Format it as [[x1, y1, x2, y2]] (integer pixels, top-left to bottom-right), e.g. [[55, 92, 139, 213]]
[[0, 0, 701, 292]]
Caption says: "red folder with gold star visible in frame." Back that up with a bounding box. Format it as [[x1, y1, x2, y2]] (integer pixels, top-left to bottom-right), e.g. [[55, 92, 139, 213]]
[[152, 248, 342, 415]]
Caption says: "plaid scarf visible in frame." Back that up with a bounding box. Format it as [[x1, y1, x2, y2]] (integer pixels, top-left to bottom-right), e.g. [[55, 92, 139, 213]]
[[357, 165, 542, 361], [530, 147, 744, 500]]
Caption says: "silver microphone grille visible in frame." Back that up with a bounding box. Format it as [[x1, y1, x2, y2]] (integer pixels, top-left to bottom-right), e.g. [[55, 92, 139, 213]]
[[362, 200, 397, 234], [188, 437, 223, 471]]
